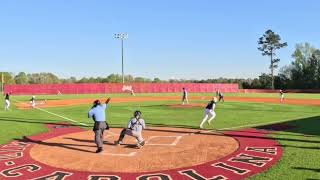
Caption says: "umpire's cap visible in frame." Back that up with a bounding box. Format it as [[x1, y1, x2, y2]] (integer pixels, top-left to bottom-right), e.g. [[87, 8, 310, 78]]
[[93, 99, 101, 106]]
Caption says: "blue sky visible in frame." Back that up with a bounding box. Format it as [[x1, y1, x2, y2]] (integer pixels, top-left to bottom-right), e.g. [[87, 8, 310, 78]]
[[1, 0, 320, 80]]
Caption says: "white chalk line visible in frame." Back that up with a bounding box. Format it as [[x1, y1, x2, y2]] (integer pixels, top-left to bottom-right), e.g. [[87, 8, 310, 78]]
[[171, 136, 182, 145], [107, 131, 118, 135], [146, 135, 183, 146], [103, 152, 137, 157], [36, 108, 88, 126], [12, 99, 88, 127]]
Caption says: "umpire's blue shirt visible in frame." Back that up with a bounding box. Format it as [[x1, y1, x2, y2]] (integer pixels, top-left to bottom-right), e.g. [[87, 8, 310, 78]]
[[88, 104, 107, 122]]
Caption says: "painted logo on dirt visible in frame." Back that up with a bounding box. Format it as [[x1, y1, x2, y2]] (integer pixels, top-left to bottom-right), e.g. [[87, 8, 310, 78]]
[[0, 124, 282, 180]]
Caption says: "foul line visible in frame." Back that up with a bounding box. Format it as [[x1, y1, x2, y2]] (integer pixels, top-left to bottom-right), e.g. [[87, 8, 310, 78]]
[[36, 108, 88, 126], [12, 99, 88, 127]]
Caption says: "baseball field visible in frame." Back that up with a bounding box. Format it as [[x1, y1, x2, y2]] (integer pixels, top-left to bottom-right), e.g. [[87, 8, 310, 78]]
[[0, 92, 320, 179]]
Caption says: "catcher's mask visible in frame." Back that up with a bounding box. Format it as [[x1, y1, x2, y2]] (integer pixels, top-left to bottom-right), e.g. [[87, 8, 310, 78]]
[[134, 110, 142, 119], [93, 100, 101, 107]]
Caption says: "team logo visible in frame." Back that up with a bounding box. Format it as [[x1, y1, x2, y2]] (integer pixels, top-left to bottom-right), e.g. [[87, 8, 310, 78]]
[[0, 125, 282, 179]]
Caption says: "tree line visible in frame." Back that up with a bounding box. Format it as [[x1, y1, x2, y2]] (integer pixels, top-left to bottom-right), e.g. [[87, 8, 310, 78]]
[[0, 71, 259, 88], [1, 35, 320, 89], [0, 72, 165, 85]]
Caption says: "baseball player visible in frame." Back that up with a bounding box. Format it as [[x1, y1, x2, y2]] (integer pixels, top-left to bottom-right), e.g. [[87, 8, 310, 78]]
[[114, 110, 146, 148], [280, 89, 284, 102], [30, 96, 36, 108], [182, 87, 189, 105], [200, 97, 217, 129], [217, 90, 224, 102], [130, 89, 135, 96], [88, 97, 111, 153], [57, 90, 62, 95], [4, 93, 10, 111]]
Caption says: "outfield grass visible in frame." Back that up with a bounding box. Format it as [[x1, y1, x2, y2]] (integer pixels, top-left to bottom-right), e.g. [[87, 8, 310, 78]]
[[251, 116, 320, 180], [0, 93, 320, 179], [9, 92, 320, 101]]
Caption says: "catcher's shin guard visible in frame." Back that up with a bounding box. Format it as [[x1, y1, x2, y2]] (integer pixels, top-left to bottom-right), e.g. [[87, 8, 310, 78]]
[[118, 128, 127, 142]]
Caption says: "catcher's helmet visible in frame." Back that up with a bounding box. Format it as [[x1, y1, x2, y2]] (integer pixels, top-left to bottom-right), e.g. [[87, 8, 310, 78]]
[[134, 110, 142, 118]]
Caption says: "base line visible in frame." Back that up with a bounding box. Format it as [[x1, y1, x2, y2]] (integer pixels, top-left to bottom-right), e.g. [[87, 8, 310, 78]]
[[12, 99, 88, 127], [36, 107, 88, 126]]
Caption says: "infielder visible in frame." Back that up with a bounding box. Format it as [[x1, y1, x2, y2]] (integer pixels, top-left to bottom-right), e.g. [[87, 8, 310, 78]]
[[182, 87, 189, 105], [57, 90, 62, 95], [280, 89, 284, 102], [30, 96, 36, 108], [4, 93, 10, 111], [114, 110, 146, 148], [200, 97, 217, 129], [217, 90, 224, 102], [88, 98, 111, 153], [130, 89, 135, 96]]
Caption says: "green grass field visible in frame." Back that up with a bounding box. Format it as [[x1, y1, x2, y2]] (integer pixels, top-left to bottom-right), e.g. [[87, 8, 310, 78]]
[[0, 93, 319, 179]]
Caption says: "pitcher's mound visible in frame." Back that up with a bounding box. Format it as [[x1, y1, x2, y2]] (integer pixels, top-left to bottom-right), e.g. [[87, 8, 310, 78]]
[[30, 127, 238, 173]]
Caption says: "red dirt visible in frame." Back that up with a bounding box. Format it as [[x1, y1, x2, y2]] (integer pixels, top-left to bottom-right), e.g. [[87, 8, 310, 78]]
[[30, 127, 238, 173], [0, 124, 283, 179], [15, 96, 320, 109]]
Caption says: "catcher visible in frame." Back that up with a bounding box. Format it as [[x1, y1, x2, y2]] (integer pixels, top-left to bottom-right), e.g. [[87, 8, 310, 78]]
[[114, 110, 146, 148]]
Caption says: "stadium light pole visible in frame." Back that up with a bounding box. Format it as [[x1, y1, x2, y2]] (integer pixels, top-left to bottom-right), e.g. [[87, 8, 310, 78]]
[[1, 73, 3, 94], [114, 33, 128, 84]]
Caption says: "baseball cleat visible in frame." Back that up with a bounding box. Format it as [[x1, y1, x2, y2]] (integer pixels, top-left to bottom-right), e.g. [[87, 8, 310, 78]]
[[96, 147, 103, 153], [114, 141, 122, 145], [139, 141, 145, 146], [136, 141, 145, 149]]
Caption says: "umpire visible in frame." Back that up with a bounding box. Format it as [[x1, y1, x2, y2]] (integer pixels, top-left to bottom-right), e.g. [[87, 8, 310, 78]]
[[88, 97, 111, 153]]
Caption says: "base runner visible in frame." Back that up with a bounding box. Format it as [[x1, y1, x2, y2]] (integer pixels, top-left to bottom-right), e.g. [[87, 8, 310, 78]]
[[200, 97, 217, 129]]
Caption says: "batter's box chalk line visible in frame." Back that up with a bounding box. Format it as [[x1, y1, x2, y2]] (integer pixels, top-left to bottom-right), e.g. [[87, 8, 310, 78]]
[[102, 152, 137, 157], [145, 136, 183, 146], [106, 131, 118, 136]]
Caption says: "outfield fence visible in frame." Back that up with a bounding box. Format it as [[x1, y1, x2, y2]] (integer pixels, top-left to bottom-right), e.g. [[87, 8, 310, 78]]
[[239, 89, 320, 93], [4, 83, 239, 95]]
